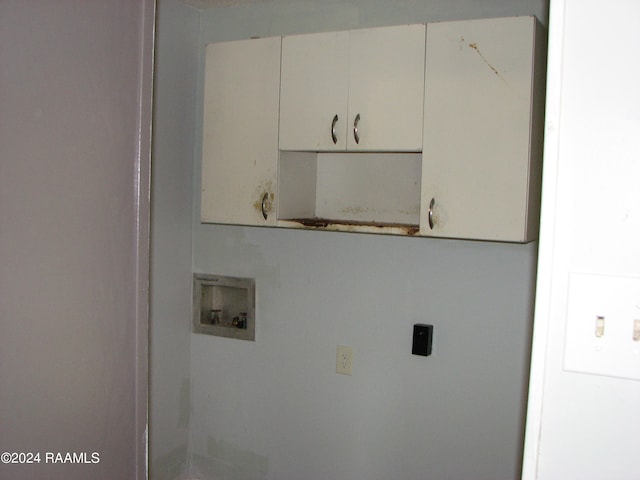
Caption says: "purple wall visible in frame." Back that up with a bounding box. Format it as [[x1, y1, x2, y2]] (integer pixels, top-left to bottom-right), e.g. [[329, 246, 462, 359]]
[[0, 2, 153, 479]]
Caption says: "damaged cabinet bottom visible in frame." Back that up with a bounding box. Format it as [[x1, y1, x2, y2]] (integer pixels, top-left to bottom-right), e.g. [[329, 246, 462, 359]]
[[278, 218, 419, 236]]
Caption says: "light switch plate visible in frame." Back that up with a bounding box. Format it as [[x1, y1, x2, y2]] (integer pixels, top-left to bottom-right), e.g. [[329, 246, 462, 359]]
[[564, 272, 640, 381]]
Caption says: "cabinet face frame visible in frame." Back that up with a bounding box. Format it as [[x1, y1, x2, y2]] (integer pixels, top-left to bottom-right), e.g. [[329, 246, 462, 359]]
[[200, 36, 281, 226]]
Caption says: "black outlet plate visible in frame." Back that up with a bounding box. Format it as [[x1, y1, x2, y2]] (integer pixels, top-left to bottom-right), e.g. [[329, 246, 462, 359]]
[[412, 324, 433, 357]]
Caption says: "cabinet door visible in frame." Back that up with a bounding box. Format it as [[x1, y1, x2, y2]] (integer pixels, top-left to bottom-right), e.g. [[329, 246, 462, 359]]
[[201, 37, 281, 226], [347, 25, 425, 151], [279, 31, 349, 151], [421, 17, 544, 242]]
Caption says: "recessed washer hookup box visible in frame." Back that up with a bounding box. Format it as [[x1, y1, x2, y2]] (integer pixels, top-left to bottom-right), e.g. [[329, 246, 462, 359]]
[[193, 273, 255, 341]]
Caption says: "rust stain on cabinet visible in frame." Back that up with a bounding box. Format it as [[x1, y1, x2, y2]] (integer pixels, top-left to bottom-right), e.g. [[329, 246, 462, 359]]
[[289, 218, 419, 236], [468, 42, 504, 80], [252, 180, 274, 216]]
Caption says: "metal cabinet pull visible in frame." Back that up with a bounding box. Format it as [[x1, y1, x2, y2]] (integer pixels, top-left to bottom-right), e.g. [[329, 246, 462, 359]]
[[261, 192, 270, 220], [331, 114, 338, 144], [353, 113, 360, 144], [428, 198, 435, 230]]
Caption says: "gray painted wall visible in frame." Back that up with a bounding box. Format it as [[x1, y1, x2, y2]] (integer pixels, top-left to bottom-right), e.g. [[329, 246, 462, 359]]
[[0, 2, 152, 479], [191, 230, 538, 480], [150, 1, 199, 480], [184, 1, 546, 479]]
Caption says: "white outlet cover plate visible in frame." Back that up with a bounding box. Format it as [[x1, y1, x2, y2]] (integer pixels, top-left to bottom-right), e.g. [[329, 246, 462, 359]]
[[336, 345, 353, 375], [564, 272, 640, 381]]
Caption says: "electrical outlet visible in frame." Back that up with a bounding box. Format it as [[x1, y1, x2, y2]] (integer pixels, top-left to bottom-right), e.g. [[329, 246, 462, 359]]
[[336, 345, 353, 375]]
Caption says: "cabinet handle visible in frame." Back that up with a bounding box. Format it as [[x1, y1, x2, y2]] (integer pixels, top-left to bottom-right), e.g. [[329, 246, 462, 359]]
[[428, 198, 435, 230], [331, 114, 339, 144], [353, 113, 360, 144], [261, 192, 270, 220]]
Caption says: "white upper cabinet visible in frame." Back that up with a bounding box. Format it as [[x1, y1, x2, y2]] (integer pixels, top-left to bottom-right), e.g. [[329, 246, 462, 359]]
[[200, 18, 546, 242], [420, 16, 546, 242], [200, 36, 281, 226], [279, 24, 426, 152]]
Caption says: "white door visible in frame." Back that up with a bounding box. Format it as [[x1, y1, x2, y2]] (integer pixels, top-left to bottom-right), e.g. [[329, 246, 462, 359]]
[[201, 37, 282, 226], [0, 2, 153, 479], [523, 1, 640, 478]]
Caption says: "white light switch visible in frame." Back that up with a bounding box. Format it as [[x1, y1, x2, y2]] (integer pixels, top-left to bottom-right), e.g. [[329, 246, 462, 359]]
[[595, 316, 605, 338], [564, 272, 640, 381]]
